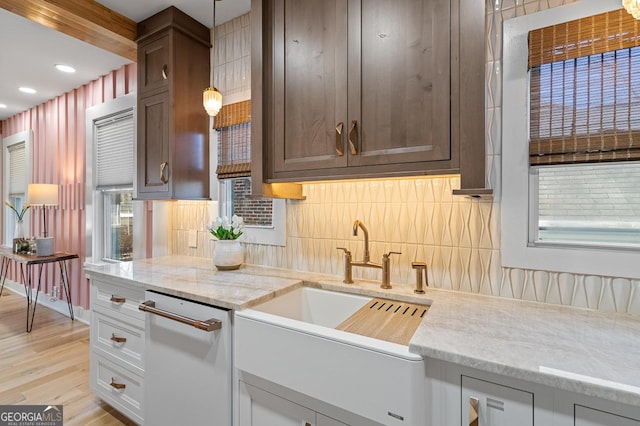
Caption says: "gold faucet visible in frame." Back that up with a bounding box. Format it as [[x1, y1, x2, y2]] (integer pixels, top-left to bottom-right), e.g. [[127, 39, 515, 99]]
[[339, 220, 400, 289]]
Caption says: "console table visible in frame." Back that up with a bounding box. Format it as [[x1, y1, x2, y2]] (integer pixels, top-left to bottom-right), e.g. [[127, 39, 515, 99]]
[[0, 247, 78, 332]]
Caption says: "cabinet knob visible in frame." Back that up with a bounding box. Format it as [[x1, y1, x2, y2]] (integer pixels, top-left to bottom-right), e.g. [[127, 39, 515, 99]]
[[160, 161, 169, 184], [469, 396, 479, 426], [335, 122, 344, 156], [348, 120, 358, 155]]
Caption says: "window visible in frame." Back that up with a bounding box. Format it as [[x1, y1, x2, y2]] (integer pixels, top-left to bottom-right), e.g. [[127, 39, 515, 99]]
[[103, 191, 134, 261], [3, 131, 31, 246], [502, 0, 640, 279], [214, 100, 285, 246], [219, 177, 285, 246], [528, 14, 640, 248], [85, 93, 145, 264]]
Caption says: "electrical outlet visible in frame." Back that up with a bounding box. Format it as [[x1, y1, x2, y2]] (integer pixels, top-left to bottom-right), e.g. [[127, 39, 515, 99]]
[[188, 230, 198, 248]]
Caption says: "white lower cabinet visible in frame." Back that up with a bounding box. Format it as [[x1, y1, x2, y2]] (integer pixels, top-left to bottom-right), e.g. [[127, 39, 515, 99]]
[[89, 278, 146, 425], [554, 390, 640, 426], [238, 379, 365, 426], [239, 381, 348, 426], [427, 358, 640, 426], [575, 405, 640, 426], [316, 414, 348, 426], [239, 381, 314, 426], [461, 376, 533, 426]]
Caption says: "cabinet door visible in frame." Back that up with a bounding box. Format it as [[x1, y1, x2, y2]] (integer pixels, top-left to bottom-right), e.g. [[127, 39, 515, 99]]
[[348, 0, 451, 167], [317, 414, 348, 426], [271, 0, 349, 173], [137, 91, 171, 197], [239, 381, 316, 426], [575, 405, 640, 426], [138, 34, 171, 96], [461, 376, 533, 426]]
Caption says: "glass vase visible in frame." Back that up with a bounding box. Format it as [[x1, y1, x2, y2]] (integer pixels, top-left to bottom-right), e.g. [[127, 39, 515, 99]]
[[14, 220, 25, 239]]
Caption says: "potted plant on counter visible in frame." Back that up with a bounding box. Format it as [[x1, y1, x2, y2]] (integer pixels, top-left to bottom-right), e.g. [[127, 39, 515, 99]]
[[208, 215, 245, 270]]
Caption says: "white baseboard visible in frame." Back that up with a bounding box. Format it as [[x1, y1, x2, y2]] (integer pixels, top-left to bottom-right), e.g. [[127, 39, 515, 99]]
[[2, 278, 91, 325]]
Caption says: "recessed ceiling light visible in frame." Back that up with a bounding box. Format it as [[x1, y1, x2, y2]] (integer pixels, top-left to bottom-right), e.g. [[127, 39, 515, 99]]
[[0, 104, 6, 108], [19, 87, 36, 94], [55, 64, 76, 73]]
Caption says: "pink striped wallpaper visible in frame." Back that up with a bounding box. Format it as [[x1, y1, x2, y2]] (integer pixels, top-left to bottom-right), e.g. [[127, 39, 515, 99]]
[[2, 63, 137, 309]]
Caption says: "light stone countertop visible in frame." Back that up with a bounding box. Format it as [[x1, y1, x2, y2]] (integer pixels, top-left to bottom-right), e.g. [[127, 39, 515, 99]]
[[84, 255, 640, 407]]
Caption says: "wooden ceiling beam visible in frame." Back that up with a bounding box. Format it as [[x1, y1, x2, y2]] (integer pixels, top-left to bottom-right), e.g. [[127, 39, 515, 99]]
[[0, 0, 137, 62]]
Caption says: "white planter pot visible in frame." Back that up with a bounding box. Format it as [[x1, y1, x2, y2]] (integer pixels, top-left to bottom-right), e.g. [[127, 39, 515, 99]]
[[213, 240, 244, 270]]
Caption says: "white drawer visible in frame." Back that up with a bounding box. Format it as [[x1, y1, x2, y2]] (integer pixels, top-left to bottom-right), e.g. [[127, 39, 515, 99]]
[[91, 308, 145, 373], [91, 279, 145, 321], [91, 352, 144, 425]]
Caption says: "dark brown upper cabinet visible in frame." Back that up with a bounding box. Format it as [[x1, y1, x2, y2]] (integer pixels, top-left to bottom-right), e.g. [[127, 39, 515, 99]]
[[252, 0, 488, 195], [136, 6, 211, 200]]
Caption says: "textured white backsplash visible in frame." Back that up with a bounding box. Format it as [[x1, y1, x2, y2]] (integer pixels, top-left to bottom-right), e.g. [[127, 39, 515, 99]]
[[170, 1, 640, 315]]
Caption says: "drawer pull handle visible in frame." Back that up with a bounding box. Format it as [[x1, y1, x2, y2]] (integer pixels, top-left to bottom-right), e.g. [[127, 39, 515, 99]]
[[335, 122, 344, 156], [348, 120, 358, 155], [110, 295, 126, 303], [160, 161, 169, 184], [110, 333, 127, 343], [162, 64, 168, 80], [139, 300, 222, 332], [469, 396, 479, 426], [110, 378, 126, 390]]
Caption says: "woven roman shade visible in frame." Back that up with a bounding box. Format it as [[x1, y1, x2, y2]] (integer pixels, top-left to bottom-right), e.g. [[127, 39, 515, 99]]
[[214, 100, 252, 179], [528, 8, 640, 166]]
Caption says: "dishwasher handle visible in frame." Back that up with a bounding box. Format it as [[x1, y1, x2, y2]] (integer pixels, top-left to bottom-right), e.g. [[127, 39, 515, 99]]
[[139, 300, 222, 332]]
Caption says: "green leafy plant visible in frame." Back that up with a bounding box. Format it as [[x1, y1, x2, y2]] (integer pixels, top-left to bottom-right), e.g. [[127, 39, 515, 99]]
[[208, 215, 244, 240], [5, 201, 30, 221]]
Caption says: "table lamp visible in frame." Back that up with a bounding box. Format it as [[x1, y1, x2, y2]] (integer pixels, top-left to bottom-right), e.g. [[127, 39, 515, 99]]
[[26, 183, 59, 256]]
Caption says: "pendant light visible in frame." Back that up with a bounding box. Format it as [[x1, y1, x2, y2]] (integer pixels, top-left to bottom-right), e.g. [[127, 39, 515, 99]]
[[204, 0, 223, 116], [623, 0, 640, 19]]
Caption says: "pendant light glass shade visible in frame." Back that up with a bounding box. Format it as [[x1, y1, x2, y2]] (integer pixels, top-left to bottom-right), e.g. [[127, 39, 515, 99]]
[[204, 86, 223, 116], [624, 0, 640, 19]]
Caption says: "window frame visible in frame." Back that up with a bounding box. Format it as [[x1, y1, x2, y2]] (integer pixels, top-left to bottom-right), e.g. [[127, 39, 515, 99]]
[[501, 0, 640, 279], [2, 130, 33, 247], [85, 93, 146, 265]]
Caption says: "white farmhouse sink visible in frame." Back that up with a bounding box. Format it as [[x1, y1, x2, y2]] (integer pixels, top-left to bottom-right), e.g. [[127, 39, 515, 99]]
[[248, 286, 371, 327], [235, 286, 426, 425]]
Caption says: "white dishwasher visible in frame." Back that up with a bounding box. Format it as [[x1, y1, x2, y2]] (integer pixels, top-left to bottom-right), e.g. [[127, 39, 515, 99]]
[[139, 290, 232, 426]]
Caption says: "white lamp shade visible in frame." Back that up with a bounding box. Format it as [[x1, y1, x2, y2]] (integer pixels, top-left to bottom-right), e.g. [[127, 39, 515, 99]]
[[27, 183, 59, 206], [624, 0, 640, 19], [203, 87, 223, 116]]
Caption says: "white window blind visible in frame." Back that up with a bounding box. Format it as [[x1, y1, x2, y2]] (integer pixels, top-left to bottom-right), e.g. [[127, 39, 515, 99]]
[[8, 142, 26, 196], [95, 110, 134, 188]]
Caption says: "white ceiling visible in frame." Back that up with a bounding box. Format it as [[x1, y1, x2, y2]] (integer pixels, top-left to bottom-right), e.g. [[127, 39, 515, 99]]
[[0, 0, 250, 121]]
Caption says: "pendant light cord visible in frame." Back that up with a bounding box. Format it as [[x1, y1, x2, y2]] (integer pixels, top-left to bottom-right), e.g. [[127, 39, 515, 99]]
[[211, 0, 216, 89]]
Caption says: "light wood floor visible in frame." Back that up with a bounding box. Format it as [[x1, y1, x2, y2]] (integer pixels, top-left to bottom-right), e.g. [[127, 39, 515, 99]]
[[0, 289, 136, 425]]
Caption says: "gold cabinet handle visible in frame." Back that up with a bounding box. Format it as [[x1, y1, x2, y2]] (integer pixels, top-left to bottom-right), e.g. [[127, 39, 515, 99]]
[[162, 64, 168, 80], [110, 333, 127, 343], [335, 122, 344, 156], [348, 120, 358, 155], [469, 396, 479, 426], [110, 378, 126, 390], [160, 161, 169, 184], [110, 295, 126, 304]]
